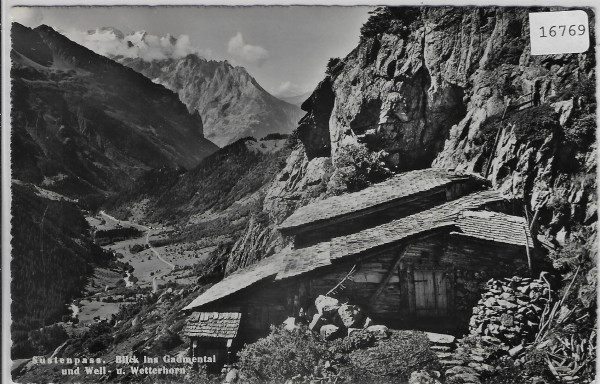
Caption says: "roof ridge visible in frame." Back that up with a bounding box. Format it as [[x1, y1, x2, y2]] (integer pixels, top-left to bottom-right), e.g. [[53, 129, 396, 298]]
[[279, 168, 481, 231]]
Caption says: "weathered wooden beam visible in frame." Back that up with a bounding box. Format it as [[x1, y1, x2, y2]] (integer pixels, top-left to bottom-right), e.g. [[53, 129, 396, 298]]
[[523, 226, 533, 276], [370, 245, 411, 303]]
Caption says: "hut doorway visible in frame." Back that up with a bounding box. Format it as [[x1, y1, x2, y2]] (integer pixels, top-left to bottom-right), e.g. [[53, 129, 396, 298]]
[[413, 270, 450, 317]]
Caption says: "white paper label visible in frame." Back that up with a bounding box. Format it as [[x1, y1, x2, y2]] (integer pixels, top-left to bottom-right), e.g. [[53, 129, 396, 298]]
[[529, 11, 590, 55]]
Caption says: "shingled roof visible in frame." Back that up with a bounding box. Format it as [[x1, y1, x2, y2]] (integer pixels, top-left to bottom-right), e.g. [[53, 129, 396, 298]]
[[453, 210, 532, 247], [182, 247, 289, 311], [183, 312, 241, 338], [279, 168, 481, 232], [184, 189, 532, 312], [329, 190, 510, 260], [276, 241, 331, 280]]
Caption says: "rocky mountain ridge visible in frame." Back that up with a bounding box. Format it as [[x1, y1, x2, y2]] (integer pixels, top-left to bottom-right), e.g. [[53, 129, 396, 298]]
[[118, 55, 303, 147], [11, 23, 219, 205], [82, 26, 303, 146]]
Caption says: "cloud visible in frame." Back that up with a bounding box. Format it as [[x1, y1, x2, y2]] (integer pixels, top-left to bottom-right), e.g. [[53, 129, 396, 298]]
[[63, 27, 210, 62], [11, 7, 44, 27], [271, 81, 312, 98], [227, 32, 268, 66]]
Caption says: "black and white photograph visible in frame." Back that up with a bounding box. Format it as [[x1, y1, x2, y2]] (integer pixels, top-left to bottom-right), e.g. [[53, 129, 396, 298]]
[[2, 2, 598, 383]]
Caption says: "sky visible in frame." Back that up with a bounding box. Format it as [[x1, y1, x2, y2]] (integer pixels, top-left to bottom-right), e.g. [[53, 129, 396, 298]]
[[11, 6, 375, 97]]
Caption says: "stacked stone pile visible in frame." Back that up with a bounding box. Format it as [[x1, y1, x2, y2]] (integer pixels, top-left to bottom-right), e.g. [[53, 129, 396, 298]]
[[303, 295, 390, 341], [469, 276, 552, 345]]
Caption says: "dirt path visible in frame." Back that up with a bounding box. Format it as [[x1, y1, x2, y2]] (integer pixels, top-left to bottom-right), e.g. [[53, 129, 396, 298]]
[[145, 230, 176, 270], [100, 211, 175, 271]]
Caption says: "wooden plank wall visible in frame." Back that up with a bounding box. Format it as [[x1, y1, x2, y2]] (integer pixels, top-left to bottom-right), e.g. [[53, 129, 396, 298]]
[[206, 233, 530, 338], [292, 234, 528, 330]]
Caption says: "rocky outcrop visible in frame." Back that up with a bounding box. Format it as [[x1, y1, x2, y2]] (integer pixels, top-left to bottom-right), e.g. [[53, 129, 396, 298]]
[[224, 215, 283, 274], [327, 9, 472, 171], [297, 78, 335, 159], [263, 146, 333, 224]]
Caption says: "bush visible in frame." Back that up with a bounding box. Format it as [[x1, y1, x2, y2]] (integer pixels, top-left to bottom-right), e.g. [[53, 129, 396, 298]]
[[556, 78, 596, 104], [486, 38, 525, 69], [330, 143, 392, 193], [192, 244, 229, 283], [346, 330, 440, 382], [563, 110, 595, 149], [152, 331, 183, 353], [130, 244, 146, 254], [328, 330, 375, 354], [261, 133, 289, 141], [237, 325, 327, 382], [511, 105, 558, 142], [477, 105, 559, 149], [87, 337, 110, 354], [360, 7, 418, 39], [326, 57, 344, 77], [27, 325, 69, 356], [481, 357, 529, 384]]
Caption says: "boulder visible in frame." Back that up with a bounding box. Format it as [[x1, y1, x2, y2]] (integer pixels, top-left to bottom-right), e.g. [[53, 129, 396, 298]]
[[308, 314, 328, 331], [320, 324, 341, 340], [484, 297, 497, 307], [283, 317, 298, 332], [366, 325, 390, 339], [450, 372, 481, 383], [509, 344, 524, 357], [445, 365, 478, 377], [499, 314, 514, 327], [337, 304, 363, 328], [224, 368, 239, 383], [315, 295, 340, 318], [409, 370, 441, 384], [426, 332, 456, 345], [497, 299, 517, 309]]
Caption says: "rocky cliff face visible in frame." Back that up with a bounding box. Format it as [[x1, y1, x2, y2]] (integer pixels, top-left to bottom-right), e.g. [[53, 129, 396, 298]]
[[118, 55, 304, 147], [230, 6, 596, 277]]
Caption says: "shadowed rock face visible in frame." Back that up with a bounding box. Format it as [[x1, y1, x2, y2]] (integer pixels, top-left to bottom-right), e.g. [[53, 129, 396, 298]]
[[297, 77, 335, 159], [11, 23, 218, 205], [118, 55, 304, 147], [326, 29, 468, 171]]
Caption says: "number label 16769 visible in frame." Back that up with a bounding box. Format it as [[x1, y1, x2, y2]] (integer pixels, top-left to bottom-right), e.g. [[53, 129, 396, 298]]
[[539, 24, 586, 38], [529, 11, 589, 55]]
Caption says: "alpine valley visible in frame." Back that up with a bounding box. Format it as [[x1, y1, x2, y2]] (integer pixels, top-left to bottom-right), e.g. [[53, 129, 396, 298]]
[[10, 6, 597, 384]]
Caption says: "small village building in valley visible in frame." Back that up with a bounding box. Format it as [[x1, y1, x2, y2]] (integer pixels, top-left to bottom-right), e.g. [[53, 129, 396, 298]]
[[182, 168, 541, 366]]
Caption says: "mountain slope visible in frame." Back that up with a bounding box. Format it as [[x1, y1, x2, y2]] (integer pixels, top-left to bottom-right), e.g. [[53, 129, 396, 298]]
[[10, 181, 112, 357], [11, 23, 218, 205], [105, 137, 292, 242], [276, 90, 313, 107], [118, 54, 304, 147]]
